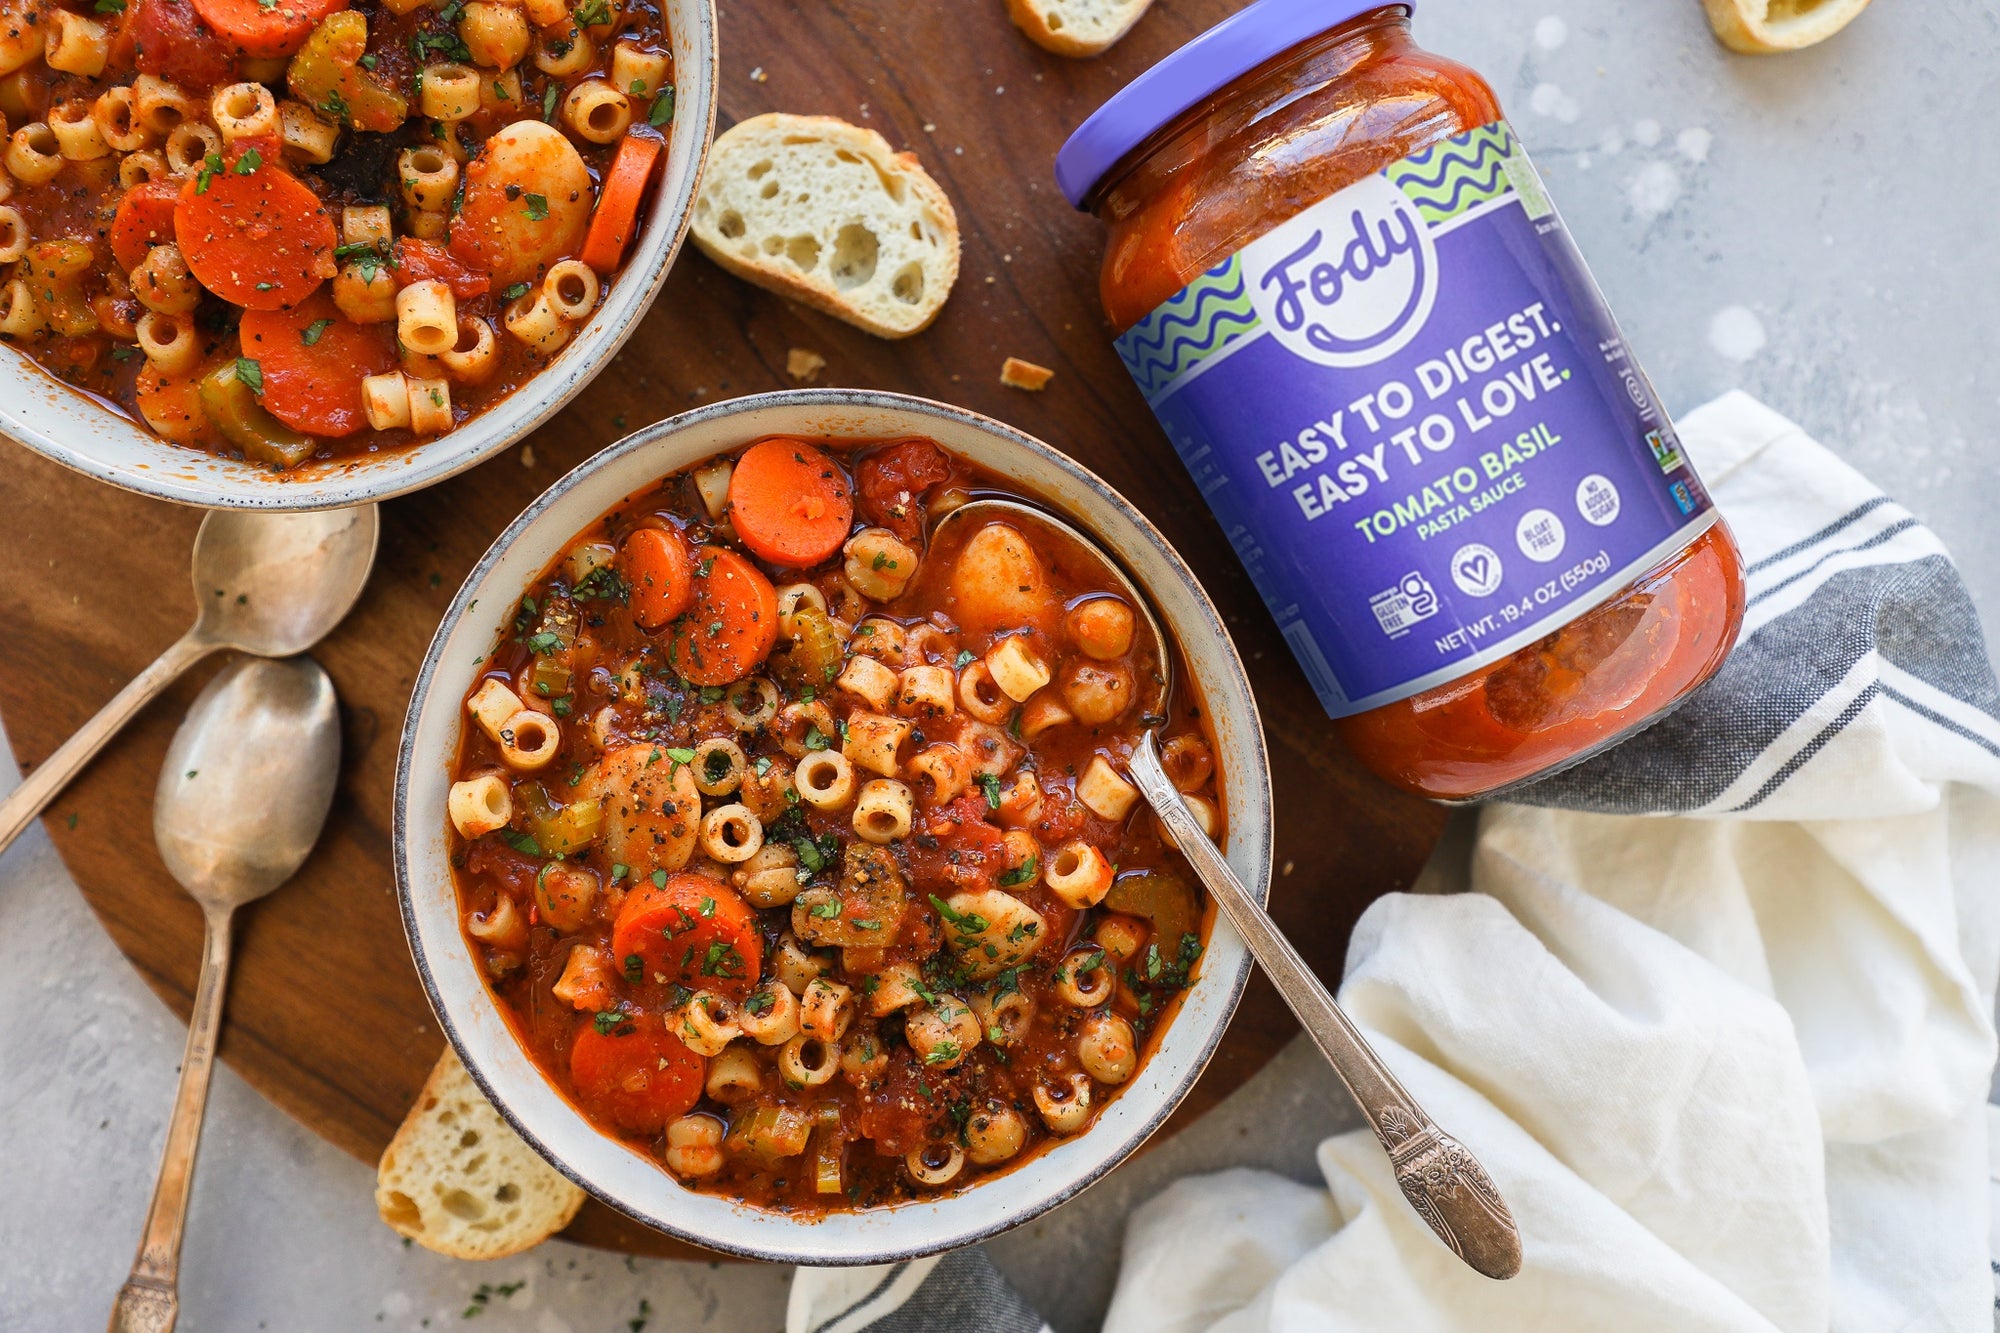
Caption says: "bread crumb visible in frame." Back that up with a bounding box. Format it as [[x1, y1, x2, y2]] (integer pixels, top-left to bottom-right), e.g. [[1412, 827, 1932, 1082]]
[[520, 444, 536, 468], [1000, 357, 1055, 391], [749, 66, 767, 82], [786, 348, 827, 383]]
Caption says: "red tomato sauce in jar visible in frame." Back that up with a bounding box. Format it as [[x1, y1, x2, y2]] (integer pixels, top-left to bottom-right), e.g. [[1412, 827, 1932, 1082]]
[[1058, 0, 1745, 800]]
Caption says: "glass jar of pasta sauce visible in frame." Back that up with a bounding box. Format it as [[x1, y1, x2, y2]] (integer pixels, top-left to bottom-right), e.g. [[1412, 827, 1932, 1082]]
[[1057, 0, 1745, 800]]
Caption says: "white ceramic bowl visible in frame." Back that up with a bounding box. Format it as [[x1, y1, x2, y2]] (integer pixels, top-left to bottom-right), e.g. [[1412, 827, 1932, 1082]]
[[0, 1, 716, 512], [395, 390, 1273, 1263]]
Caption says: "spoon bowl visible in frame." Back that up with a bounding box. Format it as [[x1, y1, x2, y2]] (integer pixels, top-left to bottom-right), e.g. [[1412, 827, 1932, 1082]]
[[154, 656, 343, 910], [0, 505, 375, 861], [931, 496, 1175, 711], [187, 508, 381, 657], [109, 656, 343, 1333]]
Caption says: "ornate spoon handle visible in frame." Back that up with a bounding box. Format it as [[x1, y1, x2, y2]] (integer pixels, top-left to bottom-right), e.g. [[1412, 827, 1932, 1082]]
[[1131, 735, 1523, 1280]]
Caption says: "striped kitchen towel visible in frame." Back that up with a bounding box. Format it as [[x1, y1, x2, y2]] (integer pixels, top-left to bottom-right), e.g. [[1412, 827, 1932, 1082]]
[[788, 391, 2000, 1332]]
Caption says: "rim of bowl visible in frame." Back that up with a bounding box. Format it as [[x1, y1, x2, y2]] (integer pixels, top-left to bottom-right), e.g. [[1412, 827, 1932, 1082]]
[[0, 0, 718, 512], [394, 389, 1273, 1263]]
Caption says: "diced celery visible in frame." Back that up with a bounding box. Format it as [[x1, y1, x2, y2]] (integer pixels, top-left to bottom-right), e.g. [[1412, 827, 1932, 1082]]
[[199, 362, 314, 468], [726, 1105, 812, 1168]]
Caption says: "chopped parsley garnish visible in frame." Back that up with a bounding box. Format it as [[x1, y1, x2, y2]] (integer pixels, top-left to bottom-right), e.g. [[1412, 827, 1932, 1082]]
[[234, 358, 263, 394], [700, 941, 745, 978], [802, 725, 831, 752], [929, 894, 988, 934], [978, 772, 1002, 810], [610, 863, 630, 882], [501, 281, 530, 301], [954, 650, 976, 670], [792, 832, 840, 874], [300, 318, 334, 346], [651, 868, 668, 888], [573, 0, 610, 24], [195, 152, 224, 194], [665, 746, 698, 765], [334, 240, 387, 285], [523, 193, 549, 221], [571, 564, 628, 603], [498, 829, 542, 856], [233, 147, 261, 174], [808, 898, 841, 920], [998, 857, 1037, 888], [622, 954, 643, 984], [542, 82, 560, 122], [592, 1009, 631, 1035], [524, 630, 563, 654], [648, 85, 675, 126], [923, 1042, 960, 1066]]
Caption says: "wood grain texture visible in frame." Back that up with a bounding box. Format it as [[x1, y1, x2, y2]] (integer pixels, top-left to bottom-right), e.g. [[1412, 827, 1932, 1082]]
[[0, 0, 1444, 1260]]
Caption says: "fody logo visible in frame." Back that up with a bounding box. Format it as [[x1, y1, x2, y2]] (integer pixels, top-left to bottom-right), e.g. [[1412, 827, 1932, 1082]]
[[1242, 174, 1438, 369]]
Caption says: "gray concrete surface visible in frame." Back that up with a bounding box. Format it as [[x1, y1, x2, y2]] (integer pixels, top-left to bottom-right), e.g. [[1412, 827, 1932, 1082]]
[[3, 1, 1996, 1330]]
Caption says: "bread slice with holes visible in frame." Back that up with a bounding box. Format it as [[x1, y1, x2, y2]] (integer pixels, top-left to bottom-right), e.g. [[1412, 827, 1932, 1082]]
[[689, 113, 960, 339], [1701, 0, 1871, 51], [1006, 0, 1154, 57], [375, 1047, 584, 1260]]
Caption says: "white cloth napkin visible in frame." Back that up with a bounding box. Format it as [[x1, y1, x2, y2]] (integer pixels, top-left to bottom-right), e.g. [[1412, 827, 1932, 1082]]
[[789, 392, 2000, 1332], [1100, 392, 2000, 1333]]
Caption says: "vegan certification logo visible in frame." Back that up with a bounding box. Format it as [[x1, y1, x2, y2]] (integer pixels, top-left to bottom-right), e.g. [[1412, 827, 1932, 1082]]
[[1241, 174, 1440, 370]]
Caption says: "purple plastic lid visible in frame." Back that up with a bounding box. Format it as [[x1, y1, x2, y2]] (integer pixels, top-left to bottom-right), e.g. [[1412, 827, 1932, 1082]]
[[1054, 0, 1412, 208]]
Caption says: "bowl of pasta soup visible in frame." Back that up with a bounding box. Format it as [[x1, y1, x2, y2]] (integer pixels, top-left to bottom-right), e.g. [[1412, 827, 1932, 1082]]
[[395, 389, 1273, 1262], [0, 0, 716, 509]]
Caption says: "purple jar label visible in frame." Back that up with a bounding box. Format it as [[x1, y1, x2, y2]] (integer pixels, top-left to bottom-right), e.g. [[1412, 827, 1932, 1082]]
[[1114, 121, 1717, 718]]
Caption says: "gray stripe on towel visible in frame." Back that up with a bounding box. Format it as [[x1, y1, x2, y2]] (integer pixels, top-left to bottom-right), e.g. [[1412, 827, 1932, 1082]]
[[1510, 554, 1998, 814]]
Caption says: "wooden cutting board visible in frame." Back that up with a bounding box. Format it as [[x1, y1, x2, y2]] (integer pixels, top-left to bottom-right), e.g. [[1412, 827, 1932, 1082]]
[[0, 0, 1445, 1259]]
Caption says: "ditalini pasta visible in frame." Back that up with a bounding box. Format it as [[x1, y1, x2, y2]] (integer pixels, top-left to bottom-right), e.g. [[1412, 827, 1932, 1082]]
[[0, 0, 676, 469], [448, 435, 1223, 1213]]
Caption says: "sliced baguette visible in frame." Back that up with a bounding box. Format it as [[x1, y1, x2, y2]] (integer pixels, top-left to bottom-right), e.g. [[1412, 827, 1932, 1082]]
[[1007, 0, 1153, 58], [1702, 0, 1871, 52], [375, 1047, 584, 1260], [689, 114, 960, 339]]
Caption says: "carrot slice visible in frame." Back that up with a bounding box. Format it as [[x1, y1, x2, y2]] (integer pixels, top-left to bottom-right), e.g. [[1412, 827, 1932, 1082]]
[[667, 547, 779, 686], [579, 131, 662, 274], [621, 526, 693, 630], [568, 1013, 703, 1134], [727, 439, 855, 567], [191, 0, 343, 58], [111, 182, 181, 274], [236, 290, 396, 437], [612, 872, 762, 1002], [175, 148, 336, 310]]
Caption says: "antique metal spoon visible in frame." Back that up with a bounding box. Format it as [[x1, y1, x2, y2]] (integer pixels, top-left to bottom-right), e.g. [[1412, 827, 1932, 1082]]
[[0, 505, 375, 860], [933, 498, 1524, 1281], [108, 655, 343, 1333]]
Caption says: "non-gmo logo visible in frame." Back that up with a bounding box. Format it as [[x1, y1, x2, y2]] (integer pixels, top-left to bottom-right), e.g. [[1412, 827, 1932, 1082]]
[[1241, 174, 1439, 369]]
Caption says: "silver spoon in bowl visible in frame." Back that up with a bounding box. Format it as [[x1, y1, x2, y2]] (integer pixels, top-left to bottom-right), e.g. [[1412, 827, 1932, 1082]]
[[932, 498, 1524, 1281], [0, 505, 376, 860], [108, 655, 343, 1333]]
